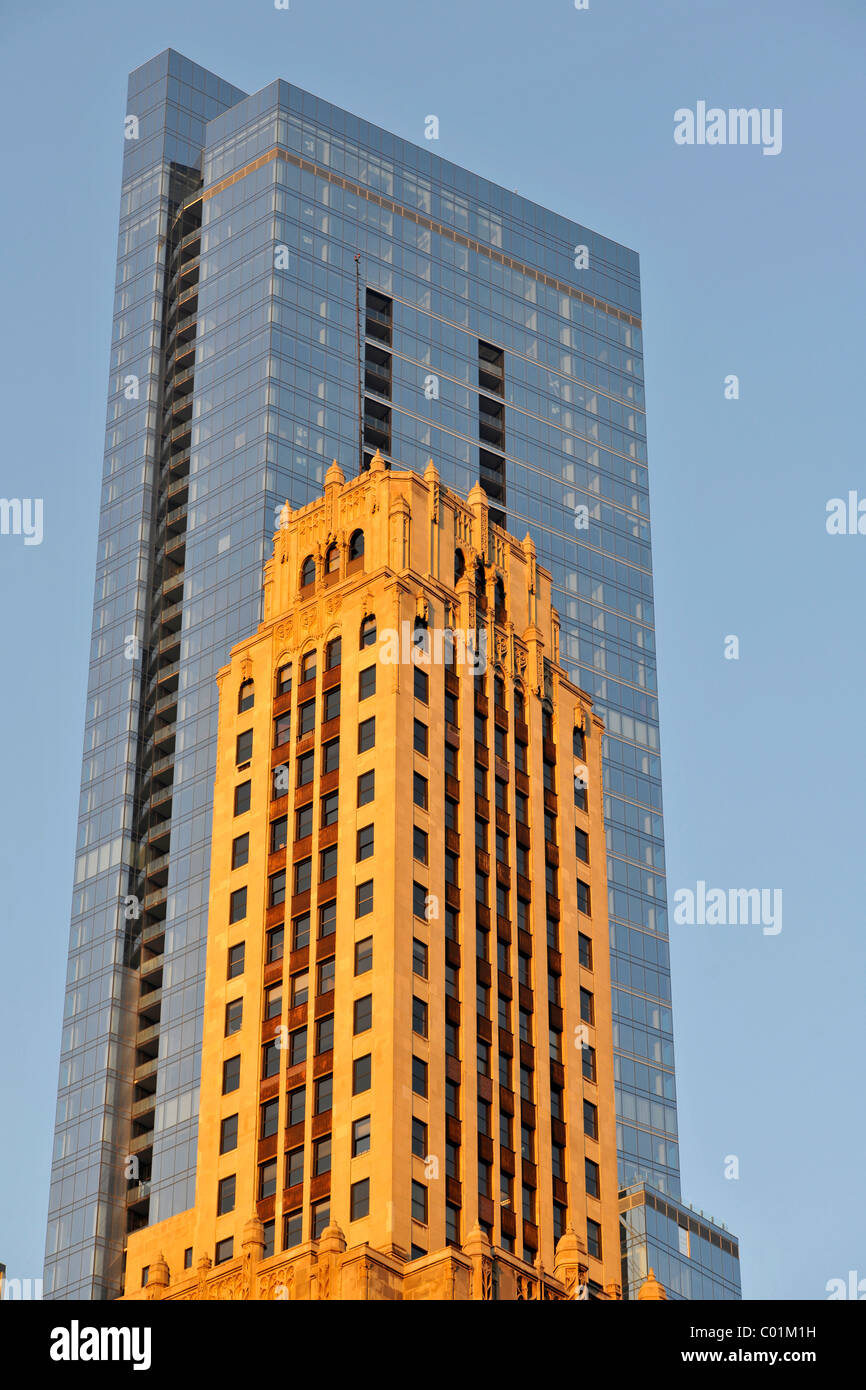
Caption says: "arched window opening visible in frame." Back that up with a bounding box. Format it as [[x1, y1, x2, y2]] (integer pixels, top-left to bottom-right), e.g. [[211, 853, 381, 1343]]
[[360, 614, 377, 649], [238, 679, 254, 714], [349, 530, 365, 561], [300, 555, 316, 588]]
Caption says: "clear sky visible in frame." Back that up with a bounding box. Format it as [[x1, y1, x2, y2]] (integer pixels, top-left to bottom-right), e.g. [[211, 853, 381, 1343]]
[[1, 0, 863, 1301]]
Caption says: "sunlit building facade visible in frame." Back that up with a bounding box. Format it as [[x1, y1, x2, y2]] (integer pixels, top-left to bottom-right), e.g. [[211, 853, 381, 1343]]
[[120, 459, 621, 1300], [46, 47, 737, 1299]]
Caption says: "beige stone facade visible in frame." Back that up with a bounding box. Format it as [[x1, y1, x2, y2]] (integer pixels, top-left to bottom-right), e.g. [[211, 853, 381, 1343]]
[[122, 452, 621, 1301]]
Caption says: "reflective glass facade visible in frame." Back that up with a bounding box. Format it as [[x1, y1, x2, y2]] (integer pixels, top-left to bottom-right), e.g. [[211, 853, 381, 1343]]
[[47, 48, 737, 1299], [620, 1183, 742, 1301]]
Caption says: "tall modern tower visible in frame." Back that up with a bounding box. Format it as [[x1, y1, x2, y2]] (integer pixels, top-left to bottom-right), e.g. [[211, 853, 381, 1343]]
[[46, 49, 740, 1299]]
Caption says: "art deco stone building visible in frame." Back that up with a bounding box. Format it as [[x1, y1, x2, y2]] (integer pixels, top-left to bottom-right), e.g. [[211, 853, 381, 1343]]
[[121, 454, 621, 1300]]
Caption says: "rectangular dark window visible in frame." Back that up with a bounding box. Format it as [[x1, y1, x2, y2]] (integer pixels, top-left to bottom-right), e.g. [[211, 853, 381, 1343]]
[[412, 938, 428, 979], [353, 1054, 372, 1094], [582, 1044, 597, 1083], [263, 1221, 275, 1260], [350, 1178, 370, 1221], [267, 925, 284, 963], [315, 1075, 333, 1115], [265, 983, 283, 1019], [220, 1114, 238, 1154], [287, 1087, 305, 1128], [413, 827, 428, 864], [411, 1180, 428, 1223], [301, 651, 317, 683], [580, 987, 595, 1025], [316, 1015, 334, 1054], [320, 845, 338, 881], [231, 834, 249, 870], [413, 772, 428, 810], [414, 666, 429, 704], [217, 1175, 236, 1215], [297, 750, 314, 786], [352, 1115, 371, 1156], [413, 881, 428, 919], [225, 999, 242, 1036], [234, 781, 251, 816], [271, 815, 289, 851], [314, 1136, 331, 1177], [354, 936, 373, 974], [263, 1040, 281, 1077], [585, 1157, 600, 1199], [583, 1099, 598, 1140], [359, 666, 376, 700], [215, 1238, 234, 1265], [294, 858, 311, 895], [322, 738, 340, 774], [227, 942, 245, 979], [229, 887, 247, 924], [286, 1147, 304, 1188], [412, 1056, 428, 1097], [321, 790, 339, 827], [357, 824, 375, 861], [318, 900, 336, 938], [222, 1056, 240, 1094], [323, 686, 341, 723], [478, 1160, 492, 1197], [292, 913, 310, 950], [358, 716, 375, 752], [316, 958, 334, 996], [260, 1099, 279, 1139], [289, 1029, 306, 1067], [412, 1117, 428, 1159], [274, 712, 291, 747], [236, 729, 253, 765], [412, 996, 428, 1038], [578, 932, 593, 969], [356, 880, 373, 917], [284, 1210, 303, 1249], [277, 663, 292, 695], [445, 1080, 460, 1118], [413, 719, 428, 755], [576, 878, 591, 915], [575, 828, 589, 863], [357, 770, 375, 806], [587, 1219, 602, 1260], [272, 764, 289, 799], [353, 994, 373, 1034], [269, 869, 286, 907]]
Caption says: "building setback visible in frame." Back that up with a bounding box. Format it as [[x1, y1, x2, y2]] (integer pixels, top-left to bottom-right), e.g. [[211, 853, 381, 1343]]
[[45, 48, 739, 1299]]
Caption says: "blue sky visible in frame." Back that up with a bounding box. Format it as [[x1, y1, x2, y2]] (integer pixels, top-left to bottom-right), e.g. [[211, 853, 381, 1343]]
[[1, 0, 863, 1300]]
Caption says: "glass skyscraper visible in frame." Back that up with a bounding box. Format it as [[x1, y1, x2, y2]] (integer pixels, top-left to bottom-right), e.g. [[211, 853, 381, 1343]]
[[45, 48, 739, 1299]]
